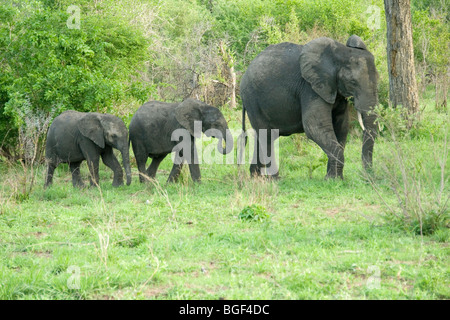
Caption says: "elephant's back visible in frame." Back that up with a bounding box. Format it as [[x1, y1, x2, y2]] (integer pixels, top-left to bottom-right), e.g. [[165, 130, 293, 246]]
[[129, 102, 180, 155], [241, 42, 302, 86], [132, 102, 175, 122], [130, 102, 178, 133], [241, 42, 305, 135], [48, 111, 82, 139], [46, 111, 84, 161]]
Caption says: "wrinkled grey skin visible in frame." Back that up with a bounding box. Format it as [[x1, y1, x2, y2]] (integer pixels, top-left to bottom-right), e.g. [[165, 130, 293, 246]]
[[45, 111, 132, 188], [129, 98, 233, 183], [240, 36, 379, 179]]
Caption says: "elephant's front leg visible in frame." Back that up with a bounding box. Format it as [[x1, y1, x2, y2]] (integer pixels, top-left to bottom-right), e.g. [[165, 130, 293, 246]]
[[187, 143, 201, 182], [101, 147, 123, 187], [80, 144, 101, 186], [303, 102, 344, 179], [361, 112, 378, 171], [329, 97, 350, 178], [167, 150, 184, 183], [86, 156, 100, 187], [167, 163, 183, 183]]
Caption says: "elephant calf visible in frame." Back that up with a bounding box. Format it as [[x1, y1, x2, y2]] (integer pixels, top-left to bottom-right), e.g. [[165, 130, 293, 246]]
[[129, 98, 233, 183], [45, 111, 132, 188]]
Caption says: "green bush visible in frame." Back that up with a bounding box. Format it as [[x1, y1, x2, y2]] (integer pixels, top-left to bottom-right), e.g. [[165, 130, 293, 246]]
[[0, 1, 152, 155], [239, 204, 270, 222]]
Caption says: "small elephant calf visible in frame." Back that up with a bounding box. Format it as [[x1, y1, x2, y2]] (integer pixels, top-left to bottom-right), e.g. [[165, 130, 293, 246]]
[[129, 98, 233, 183], [45, 111, 132, 188]]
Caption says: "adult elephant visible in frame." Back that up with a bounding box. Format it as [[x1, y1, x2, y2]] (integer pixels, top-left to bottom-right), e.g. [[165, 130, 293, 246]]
[[240, 35, 379, 179], [45, 111, 132, 188], [129, 98, 233, 183]]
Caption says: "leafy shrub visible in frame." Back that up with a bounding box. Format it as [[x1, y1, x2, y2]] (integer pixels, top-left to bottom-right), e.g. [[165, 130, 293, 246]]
[[0, 1, 152, 156], [239, 204, 270, 222]]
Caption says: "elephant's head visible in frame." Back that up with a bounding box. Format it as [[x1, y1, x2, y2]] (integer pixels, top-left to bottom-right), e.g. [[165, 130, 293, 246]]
[[300, 35, 379, 169], [174, 98, 233, 155], [78, 113, 132, 185]]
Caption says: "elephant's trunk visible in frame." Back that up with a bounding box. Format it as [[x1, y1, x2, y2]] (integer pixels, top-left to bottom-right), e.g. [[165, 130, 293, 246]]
[[360, 111, 378, 170], [354, 90, 378, 170], [217, 129, 233, 155], [121, 147, 132, 185]]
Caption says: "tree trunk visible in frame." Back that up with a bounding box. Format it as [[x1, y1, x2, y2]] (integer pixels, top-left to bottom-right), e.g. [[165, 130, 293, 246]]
[[436, 69, 448, 112], [230, 64, 237, 109], [384, 0, 420, 124]]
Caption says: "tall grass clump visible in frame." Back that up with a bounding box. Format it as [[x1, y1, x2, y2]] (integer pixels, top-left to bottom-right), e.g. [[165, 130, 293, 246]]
[[366, 105, 449, 236]]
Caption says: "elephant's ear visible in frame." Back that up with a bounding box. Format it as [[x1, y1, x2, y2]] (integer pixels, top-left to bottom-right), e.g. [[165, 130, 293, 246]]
[[299, 37, 338, 105], [78, 114, 105, 148], [346, 35, 367, 50], [174, 98, 203, 137]]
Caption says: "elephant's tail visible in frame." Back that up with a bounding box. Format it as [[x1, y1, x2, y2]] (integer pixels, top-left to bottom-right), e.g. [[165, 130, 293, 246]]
[[242, 106, 246, 142], [240, 106, 249, 146], [237, 106, 247, 165]]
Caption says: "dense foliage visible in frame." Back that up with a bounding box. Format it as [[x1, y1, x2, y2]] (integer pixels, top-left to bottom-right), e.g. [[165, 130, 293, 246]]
[[0, 0, 152, 156], [0, 0, 448, 157]]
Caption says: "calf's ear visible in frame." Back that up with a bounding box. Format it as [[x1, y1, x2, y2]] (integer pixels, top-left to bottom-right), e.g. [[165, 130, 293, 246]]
[[78, 114, 105, 148], [174, 98, 203, 137]]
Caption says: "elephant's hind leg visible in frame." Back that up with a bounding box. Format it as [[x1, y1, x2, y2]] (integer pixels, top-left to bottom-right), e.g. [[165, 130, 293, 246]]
[[45, 161, 57, 188], [146, 154, 167, 181], [132, 142, 150, 183], [70, 161, 85, 188], [250, 133, 262, 177], [250, 130, 280, 179]]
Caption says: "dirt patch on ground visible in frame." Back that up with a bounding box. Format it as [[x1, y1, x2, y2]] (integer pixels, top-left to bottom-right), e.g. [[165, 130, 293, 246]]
[[144, 285, 171, 298], [325, 208, 340, 217], [30, 231, 47, 238], [11, 250, 52, 258], [33, 250, 53, 258], [169, 261, 219, 278], [324, 203, 382, 220]]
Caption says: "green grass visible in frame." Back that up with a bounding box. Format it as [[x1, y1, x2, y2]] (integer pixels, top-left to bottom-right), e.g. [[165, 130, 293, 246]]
[[0, 102, 448, 300]]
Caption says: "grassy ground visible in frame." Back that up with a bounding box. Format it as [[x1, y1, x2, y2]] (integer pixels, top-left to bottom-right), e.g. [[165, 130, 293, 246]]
[[0, 101, 448, 300]]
